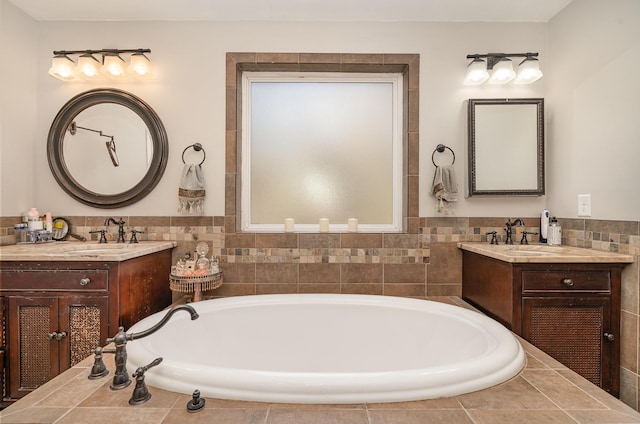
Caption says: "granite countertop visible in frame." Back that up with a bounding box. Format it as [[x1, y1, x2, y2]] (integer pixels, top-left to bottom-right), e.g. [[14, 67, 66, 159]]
[[2, 296, 640, 424], [458, 242, 635, 264], [0, 241, 177, 262]]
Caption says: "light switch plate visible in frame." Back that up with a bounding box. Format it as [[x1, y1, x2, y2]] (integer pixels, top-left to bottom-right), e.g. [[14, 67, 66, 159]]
[[578, 194, 591, 217]]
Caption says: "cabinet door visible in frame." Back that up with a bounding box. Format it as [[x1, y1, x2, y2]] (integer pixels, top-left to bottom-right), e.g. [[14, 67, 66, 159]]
[[8, 297, 59, 399], [522, 296, 615, 394], [58, 296, 109, 371]]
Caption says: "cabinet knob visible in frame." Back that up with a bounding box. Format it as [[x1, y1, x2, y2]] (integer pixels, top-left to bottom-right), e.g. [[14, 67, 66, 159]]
[[80, 278, 91, 286], [604, 332, 615, 341], [47, 331, 68, 341], [562, 278, 574, 286]]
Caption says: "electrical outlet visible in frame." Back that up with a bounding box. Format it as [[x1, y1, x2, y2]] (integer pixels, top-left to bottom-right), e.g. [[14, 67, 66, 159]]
[[578, 194, 591, 217]]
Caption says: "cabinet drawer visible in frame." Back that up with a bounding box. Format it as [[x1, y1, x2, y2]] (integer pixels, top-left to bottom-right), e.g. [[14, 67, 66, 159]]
[[0, 270, 108, 291], [522, 271, 610, 293]]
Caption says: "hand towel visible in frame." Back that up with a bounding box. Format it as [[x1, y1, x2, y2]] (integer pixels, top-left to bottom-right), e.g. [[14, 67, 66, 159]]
[[178, 164, 205, 214], [432, 165, 458, 214]]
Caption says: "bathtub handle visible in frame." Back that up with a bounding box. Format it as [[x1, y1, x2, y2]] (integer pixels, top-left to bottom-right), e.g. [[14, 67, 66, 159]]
[[129, 357, 163, 405], [561, 278, 574, 287]]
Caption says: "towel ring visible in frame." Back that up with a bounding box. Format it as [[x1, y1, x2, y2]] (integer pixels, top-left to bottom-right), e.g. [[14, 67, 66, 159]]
[[182, 143, 206, 166], [431, 144, 455, 167]]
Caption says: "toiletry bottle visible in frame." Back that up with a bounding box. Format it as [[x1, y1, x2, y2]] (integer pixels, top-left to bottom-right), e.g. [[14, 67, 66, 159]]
[[547, 217, 562, 246], [540, 209, 549, 243], [14, 223, 27, 243], [27, 208, 42, 232], [45, 212, 53, 232], [175, 259, 185, 276], [184, 252, 196, 271]]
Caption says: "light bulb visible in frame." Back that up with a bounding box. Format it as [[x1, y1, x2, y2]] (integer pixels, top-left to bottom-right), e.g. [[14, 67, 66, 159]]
[[101, 54, 129, 80], [48, 55, 79, 81], [77, 53, 103, 80], [515, 57, 543, 84], [489, 58, 516, 84], [464, 58, 489, 85], [127, 53, 153, 79]]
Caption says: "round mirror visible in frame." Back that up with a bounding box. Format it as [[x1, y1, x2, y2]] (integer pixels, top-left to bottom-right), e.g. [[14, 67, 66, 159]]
[[47, 88, 168, 208]]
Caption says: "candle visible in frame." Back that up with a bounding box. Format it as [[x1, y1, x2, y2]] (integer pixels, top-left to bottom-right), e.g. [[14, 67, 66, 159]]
[[347, 218, 358, 232], [319, 218, 330, 232], [284, 218, 295, 233]]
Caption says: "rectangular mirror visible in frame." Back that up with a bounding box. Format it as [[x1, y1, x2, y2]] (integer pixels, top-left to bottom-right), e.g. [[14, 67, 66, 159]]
[[467, 98, 544, 196]]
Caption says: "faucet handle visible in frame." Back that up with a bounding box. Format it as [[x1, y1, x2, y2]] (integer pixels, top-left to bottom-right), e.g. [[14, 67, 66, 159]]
[[89, 230, 108, 243], [88, 346, 109, 380], [130, 229, 144, 243], [520, 231, 538, 245], [129, 357, 163, 405], [485, 231, 499, 245]]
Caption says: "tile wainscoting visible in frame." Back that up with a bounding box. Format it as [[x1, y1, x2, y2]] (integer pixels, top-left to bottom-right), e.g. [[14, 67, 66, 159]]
[[1, 215, 639, 409]]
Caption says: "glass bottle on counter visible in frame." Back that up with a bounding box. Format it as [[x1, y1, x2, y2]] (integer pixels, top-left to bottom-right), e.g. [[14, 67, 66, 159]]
[[547, 217, 562, 246]]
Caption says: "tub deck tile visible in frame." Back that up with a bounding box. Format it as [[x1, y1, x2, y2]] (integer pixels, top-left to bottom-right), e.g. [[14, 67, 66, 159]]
[[456, 376, 559, 410]]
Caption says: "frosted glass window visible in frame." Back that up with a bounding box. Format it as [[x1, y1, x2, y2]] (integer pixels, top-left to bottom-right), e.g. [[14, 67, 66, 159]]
[[241, 72, 403, 232]]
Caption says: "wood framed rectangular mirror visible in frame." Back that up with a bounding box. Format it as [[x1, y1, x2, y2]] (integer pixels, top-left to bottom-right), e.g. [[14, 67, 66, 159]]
[[467, 98, 544, 196]]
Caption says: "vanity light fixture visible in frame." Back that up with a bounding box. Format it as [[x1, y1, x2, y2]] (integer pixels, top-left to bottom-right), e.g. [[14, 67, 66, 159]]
[[48, 49, 152, 82], [464, 52, 542, 85]]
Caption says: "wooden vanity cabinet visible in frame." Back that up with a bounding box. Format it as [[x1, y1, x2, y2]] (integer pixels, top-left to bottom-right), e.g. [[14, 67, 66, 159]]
[[0, 249, 172, 407], [462, 251, 622, 396]]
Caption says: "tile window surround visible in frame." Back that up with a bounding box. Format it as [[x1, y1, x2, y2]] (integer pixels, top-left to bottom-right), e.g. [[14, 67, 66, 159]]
[[2, 215, 639, 410]]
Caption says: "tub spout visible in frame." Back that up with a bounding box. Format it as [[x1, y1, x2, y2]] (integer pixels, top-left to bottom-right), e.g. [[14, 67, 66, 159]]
[[129, 305, 199, 340]]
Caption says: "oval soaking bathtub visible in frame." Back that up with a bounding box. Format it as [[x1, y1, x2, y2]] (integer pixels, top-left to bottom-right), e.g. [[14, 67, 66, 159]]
[[126, 294, 524, 404]]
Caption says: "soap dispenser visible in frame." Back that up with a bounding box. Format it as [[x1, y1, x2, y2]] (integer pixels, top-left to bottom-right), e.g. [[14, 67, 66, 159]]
[[540, 209, 549, 243]]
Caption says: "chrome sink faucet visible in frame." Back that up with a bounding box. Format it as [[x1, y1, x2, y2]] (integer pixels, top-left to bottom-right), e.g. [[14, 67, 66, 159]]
[[505, 218, 525, 245], [105, 217, 126, 243]]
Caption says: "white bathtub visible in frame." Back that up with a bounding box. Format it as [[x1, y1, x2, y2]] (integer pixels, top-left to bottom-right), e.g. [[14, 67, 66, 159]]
[[126, 294, 524, 404]]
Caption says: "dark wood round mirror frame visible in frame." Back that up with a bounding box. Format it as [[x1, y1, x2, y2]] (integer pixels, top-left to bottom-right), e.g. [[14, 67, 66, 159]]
[[47, 88, 168, 208]]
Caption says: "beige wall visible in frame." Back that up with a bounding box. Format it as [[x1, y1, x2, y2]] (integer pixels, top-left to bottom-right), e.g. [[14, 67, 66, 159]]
[[2, 2, 639, 222], [547, 0, 640, 221], [1, 0, 549, 218], [0, 1, 38, 215]]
